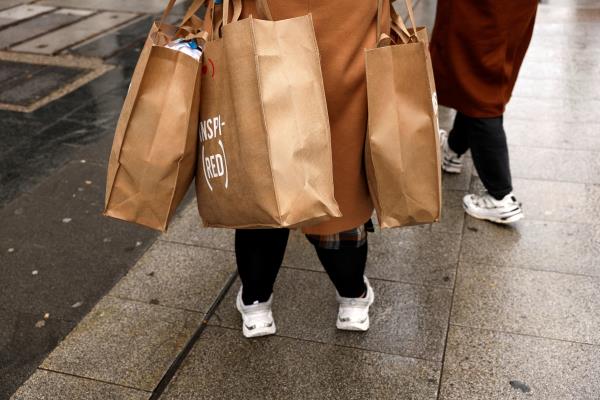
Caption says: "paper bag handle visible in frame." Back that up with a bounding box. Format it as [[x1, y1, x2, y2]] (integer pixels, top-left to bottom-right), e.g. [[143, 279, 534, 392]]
[[181, 0, 208, 26], [377, 0, 420, 46], [203, 0, 242, 40], [222, 0, 243, 26], [256, 0, 274, 21], [159, 0, 207, 28], [159, 0, 178, 26]]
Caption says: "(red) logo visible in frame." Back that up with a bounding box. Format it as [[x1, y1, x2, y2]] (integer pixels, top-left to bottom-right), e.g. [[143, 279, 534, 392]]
[[202, 58, 215, 78]]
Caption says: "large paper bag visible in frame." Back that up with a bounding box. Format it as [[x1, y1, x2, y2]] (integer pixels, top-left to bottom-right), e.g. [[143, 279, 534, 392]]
[[365, 0, 442, 228], [195, 0, 341, 229], [104, 0, 207, 231]]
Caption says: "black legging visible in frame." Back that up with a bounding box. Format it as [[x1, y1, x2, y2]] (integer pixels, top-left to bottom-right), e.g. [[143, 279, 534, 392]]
[[235, 229, 367, 305], [448, 112, 513, 200]]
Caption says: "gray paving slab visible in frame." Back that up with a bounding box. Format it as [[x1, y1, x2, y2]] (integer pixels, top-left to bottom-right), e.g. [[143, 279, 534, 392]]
[[505, 119, 600, 151], [533, 20, 600, 37], [460, 217, 600, 277], [529, 29, 600, 51], [0, 1, 31, 12], [525, 49, 600, 74], [452, 263, 600, 345], [438, 105, 455, 131], [543, 0, 600, 6], [162, 325, 441, 400], [159, 202, 235, 251], [63, 128, 113, 166], [0, 65, 89, 107], [433, 189, 466, 234], [518, 59, 600, 84], [11, 369, 150, 400], [0, 161, 156, 320], [506, 97, 600, 124], [211, 268, 453, 361], [0, 4, 54, 21], [441, 158, 473, 192], [0, 59, 45, 83], [11, 11, 138, 55], [0, 10, 85, 49], [536, 6, 600, 23], [514, 76, 600, 100], [284, 224, 460, 288], [40, 296, 201, 391], [0, 308, 77, 400], [510, 145, 600, 184], [71, 15, 153, 58], [439, 325, 600, 400], [111, 240, 236, 311], [471, 178, 600, 224], [38, 0, 185, 14]]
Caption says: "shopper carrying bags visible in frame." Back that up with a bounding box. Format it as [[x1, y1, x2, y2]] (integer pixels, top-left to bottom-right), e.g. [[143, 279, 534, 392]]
[[219, 0, 390, 338], [430, 0, 538, 224]]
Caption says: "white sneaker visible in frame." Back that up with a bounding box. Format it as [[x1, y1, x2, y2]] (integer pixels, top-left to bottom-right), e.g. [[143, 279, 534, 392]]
[[236, 287, 276, 338], [336, 277, 374, 332], [440, 129, 464, 174], [463, 192, 524, 224]]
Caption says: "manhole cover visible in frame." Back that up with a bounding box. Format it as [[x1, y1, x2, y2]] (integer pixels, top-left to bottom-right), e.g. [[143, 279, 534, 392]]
[[0, 51, 112, 112]]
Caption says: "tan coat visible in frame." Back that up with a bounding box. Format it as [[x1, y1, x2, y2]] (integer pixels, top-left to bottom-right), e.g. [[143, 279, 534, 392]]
[[241, 0, 388, 234], [430, 0, 538, 117]]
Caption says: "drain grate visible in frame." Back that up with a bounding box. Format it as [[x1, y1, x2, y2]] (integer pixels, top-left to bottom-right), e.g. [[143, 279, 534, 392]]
[[0, 51, 112, 112]]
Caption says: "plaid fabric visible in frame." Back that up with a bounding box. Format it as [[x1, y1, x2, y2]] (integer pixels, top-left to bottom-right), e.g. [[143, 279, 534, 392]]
[[306, 219, 374, 250]]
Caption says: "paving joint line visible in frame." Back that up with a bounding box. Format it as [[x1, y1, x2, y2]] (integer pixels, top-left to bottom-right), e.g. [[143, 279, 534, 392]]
[[105, 293, 206, 315], [156, 238, 235, 254], [480, 174, 600, 187], [36, 367, 152, 393], [68, 14, 154, 60], [449, 323, 600, 349], [210, 324, 444, 365], [0, 4, 56, 30], [4, 10, 102, 50], [280, 264, 455, 290], [49, 13, 142, 56], [149, 270, 239, 399], [435, 169, 470, 399], [456, 261, 600, 282], [507, 143, 600, 153]]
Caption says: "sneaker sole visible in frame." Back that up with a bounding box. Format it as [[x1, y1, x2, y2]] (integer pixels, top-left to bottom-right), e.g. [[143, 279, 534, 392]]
[[337, 317, 370, 332], [236, 296, 277, 339], [242, 323, 276, 338], [336, 286, 374, 332], [442, 163, 462, 174], [463, 203, 524, 224]]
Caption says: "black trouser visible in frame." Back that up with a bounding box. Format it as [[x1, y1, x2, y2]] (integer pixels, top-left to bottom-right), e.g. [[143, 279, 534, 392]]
[[235, 229, 367, 305], [448, 112, 513, 200]]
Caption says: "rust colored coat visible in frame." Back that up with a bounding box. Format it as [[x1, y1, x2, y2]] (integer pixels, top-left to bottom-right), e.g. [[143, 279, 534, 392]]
[[430, 0, 538, 118], [240, 0, 389, 235]]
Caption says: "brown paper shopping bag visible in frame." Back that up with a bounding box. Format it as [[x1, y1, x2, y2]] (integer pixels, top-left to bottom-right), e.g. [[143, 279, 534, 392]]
[[104, 0, 207, 231], [195, 0, 341, 229], [365, 0, 442, 228]]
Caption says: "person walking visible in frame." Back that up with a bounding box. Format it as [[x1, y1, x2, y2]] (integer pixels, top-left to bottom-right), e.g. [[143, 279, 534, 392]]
[[430, 0, 538, 224], [231, 0, 390, 338]]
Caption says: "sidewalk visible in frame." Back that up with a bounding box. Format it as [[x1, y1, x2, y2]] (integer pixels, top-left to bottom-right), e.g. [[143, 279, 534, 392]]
[[8, 0, 600, 399], [0, 1, 191, 397]]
